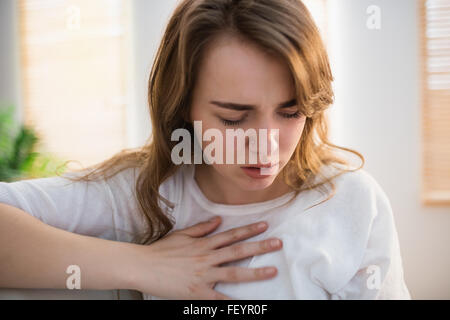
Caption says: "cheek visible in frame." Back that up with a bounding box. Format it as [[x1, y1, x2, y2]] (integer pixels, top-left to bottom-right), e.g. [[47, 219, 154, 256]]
[[190, 109, 218, 148], [280, 121, 306, 154]]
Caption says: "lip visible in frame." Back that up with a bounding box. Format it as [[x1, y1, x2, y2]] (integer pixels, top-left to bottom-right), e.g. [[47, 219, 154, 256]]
[[242, 163, 276, 168], [241, 163, 279, 179]]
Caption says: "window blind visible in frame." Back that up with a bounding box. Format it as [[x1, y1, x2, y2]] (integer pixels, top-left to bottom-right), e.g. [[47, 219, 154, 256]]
[[420, 0, 450, 205], [18, 0, 130, 170]]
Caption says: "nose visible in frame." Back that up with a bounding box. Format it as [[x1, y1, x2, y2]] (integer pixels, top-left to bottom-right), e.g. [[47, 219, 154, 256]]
[[248, 120, 279, 165]]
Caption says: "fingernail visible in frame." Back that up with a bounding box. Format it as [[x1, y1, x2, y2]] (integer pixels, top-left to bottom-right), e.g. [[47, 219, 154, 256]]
[[270, 239, 281, 247], [209, 216, 219, 222], [265, 267, 276, 275], [257, 222, 267, 230]]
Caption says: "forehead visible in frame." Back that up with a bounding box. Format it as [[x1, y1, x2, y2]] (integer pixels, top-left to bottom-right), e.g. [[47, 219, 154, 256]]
[[194, 34, 295, 103]]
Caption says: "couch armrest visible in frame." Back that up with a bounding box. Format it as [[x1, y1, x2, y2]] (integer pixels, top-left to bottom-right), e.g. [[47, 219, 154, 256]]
[[0, 288, 143, 300]]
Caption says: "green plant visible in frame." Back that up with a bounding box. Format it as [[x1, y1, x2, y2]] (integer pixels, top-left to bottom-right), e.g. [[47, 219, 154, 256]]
[[0, 105, 67, 182]]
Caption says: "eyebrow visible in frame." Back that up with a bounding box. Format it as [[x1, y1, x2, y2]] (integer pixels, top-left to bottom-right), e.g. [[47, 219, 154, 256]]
[[210, 98, 297, 111]]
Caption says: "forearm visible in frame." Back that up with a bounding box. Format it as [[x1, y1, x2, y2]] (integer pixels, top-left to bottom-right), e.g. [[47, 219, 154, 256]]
[[0, 203, 139, 291]]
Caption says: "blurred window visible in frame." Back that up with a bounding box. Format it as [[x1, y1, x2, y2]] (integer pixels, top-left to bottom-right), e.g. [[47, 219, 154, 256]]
[[19, 0, 131, 169], [420, 0, 450, 205]]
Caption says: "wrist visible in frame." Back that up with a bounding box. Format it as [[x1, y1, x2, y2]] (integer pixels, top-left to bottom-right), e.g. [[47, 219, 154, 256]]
[[110, 241, 146, 291]]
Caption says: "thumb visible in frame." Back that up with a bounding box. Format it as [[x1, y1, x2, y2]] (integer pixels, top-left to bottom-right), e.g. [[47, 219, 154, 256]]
[[179, 216, 221, 237]]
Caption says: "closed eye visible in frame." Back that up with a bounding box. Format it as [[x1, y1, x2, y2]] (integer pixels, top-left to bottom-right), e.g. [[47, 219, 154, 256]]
[[279, 111, 302, 119], [219, 117, 245, 126]]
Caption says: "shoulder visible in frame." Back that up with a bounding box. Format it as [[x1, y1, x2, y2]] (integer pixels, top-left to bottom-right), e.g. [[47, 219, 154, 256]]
[[323, 164, 385, 195], [101, 165, 184, 203], [98, 164, 186, 217], [316, 165, 392, 216], [280, 165, 394, 239], [70, 166, 149, 241], [158, 165, 188, 204], [100, 166, 140, 197]]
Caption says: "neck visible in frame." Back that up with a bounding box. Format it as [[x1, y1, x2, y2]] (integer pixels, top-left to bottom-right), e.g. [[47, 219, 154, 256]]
[[194, 164, 292, 205]]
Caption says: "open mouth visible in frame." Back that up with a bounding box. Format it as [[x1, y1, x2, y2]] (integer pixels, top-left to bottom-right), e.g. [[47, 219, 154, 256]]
[[241, 162, 279, 169], [241, 163, 279, 178]]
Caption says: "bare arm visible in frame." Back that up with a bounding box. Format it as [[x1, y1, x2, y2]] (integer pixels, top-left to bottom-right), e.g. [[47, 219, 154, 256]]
[[0, 203, 138, 290], [0, 203, 282, 299]]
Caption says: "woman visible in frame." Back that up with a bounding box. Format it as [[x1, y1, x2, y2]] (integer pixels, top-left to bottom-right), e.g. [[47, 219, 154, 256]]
[[0, 0, 411, 299]]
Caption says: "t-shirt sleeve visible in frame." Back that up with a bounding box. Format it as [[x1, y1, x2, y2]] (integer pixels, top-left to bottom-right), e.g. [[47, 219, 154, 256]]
[[328, 172, 412, 300], [0, 169, 144, 242]]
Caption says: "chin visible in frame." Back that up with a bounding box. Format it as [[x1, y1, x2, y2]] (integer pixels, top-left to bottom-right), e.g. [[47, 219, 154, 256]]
[[235, 171, 279, 191]]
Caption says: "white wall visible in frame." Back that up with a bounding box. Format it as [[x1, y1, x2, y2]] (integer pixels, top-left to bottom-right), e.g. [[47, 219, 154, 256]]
[[126, 0, 180, 148], [0, 0, 23, 131], [327, 0, 450, 299]]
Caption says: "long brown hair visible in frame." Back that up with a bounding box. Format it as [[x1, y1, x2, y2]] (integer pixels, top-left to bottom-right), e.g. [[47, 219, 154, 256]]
[[60, 0, 364, 245]]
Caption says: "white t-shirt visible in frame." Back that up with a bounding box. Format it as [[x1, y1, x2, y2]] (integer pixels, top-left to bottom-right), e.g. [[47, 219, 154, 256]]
[[0, 164, 411, 300]]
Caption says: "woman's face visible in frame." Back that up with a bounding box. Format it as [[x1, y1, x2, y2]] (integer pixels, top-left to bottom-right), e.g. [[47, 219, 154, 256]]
[[190, 34, 307, 192]]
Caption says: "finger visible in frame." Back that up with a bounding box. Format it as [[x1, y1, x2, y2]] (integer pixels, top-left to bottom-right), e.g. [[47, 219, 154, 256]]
[[179, 216, 222, 237], [213, 266, 278, 283], [205, 221, 269, 249], [212, 238, 283, 265], [203, 289, 233, 300]]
